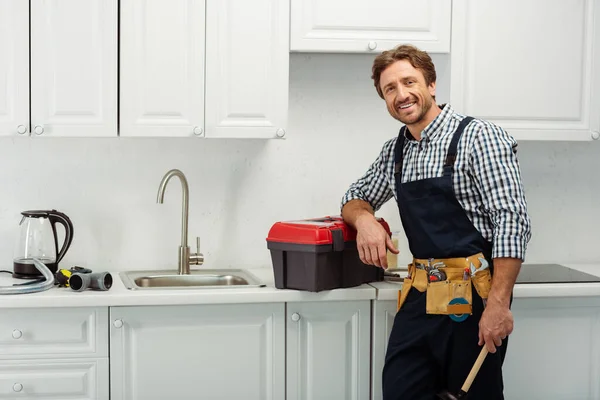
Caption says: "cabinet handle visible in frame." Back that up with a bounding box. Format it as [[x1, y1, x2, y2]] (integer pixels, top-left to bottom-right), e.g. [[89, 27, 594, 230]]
[[113, 319, 123, 328], [16, 125, 27, 135], [33, 125, 44, 135], [368, 41, 378, 51], [276, 128, 286, 138], [592, 131, 599, 140], [193, 126, 204, 136], [12, 329, 22, 339], [291, 313, 301, 322], [13, 383, 23, 392]]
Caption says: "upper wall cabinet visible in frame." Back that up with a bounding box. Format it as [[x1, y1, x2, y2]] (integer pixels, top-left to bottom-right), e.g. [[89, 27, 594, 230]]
[[121, 0, 289, 139], [0, 1, 28, 137], [450, 0, 600, 141], [205, 0, 289, 139], [0, 0, 117, 137], [290, 0, 451, 53], [31, 0, 117, 137], [120, 0, 205, 138]]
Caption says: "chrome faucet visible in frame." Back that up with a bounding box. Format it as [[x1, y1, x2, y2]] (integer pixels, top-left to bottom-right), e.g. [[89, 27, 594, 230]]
[[156, 169, 203, 274]]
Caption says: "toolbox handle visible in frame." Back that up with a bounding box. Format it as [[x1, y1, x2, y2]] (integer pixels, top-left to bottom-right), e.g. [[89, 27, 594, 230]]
[[331, 229, 344, 252]]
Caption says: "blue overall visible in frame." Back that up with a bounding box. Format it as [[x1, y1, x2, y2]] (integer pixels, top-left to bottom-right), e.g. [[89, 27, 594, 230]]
[[382, 117, 508, 399]]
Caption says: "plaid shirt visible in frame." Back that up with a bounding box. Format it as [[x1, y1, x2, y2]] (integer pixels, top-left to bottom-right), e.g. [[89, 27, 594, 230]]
[[341, 104, 532, 261]]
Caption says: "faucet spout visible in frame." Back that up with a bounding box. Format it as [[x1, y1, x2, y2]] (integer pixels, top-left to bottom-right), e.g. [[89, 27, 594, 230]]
[[157, 169, 190, 274]]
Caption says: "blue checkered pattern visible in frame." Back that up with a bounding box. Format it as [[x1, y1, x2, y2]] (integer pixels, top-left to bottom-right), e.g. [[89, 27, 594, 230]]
[[341, 104, 532, 261]]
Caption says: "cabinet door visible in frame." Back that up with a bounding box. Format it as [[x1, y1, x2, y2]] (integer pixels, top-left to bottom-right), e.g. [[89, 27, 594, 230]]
[[110, 303, 285, 400], [290, 0, 451, 53], [450, 0, 600, 141], [371, 300, 397, 400], [120, 0, 205, 137], [0, 358, 109, 400], [502, 297, 600, 400], [0, 0, 29, 137], [205, 0, 289, 139], [30, 0, 117, 137], [287, 300, 371, 400]]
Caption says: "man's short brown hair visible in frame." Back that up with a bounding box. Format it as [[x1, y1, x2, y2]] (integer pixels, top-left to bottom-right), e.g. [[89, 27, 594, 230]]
[[371, 44, 437, 99]]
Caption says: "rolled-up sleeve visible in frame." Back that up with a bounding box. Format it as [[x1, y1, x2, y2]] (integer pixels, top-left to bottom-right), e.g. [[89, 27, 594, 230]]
[[470, 123, 532, 261], [341, 139, 395, 212]]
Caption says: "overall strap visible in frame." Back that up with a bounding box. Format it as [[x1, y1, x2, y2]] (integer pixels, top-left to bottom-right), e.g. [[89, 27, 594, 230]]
[[443, 117, 474, 177], [393, 126, 406, 179]]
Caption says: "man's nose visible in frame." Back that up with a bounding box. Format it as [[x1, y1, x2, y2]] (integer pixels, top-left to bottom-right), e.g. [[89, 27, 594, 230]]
[[396, 86, 409, 102]]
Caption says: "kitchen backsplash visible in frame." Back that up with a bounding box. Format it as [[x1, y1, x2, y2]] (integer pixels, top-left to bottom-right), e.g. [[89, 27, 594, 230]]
[[0, 53, 598, 272]]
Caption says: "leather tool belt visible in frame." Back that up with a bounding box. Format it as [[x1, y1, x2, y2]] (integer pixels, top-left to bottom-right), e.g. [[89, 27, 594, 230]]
[[396, 253, 493, 319]]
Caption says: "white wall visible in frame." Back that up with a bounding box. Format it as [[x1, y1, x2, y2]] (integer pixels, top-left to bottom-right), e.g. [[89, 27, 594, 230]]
[[0, 53, 598, 274]]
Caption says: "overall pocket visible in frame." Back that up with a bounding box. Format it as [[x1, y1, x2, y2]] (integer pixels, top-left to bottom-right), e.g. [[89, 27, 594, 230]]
[[425, 279, 473, 315]]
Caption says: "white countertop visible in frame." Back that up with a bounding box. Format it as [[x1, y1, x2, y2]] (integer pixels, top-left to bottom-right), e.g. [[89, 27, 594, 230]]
[[0, 267, 376, 309], [370, 264, 600, 301], [3, 264, 600, 308]]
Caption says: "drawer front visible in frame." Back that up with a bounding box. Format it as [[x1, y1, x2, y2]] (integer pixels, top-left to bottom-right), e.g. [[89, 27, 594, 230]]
[[0, 307, 108, 359], [0, 358, 109, 399]]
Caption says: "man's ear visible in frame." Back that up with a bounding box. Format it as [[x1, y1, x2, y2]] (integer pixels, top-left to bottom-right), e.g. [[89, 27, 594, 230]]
[[428, 81, 436, 97]]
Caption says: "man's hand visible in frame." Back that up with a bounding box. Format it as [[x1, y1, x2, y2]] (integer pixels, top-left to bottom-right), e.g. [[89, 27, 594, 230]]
[[355, 214, 399, 269], [341, 199, 399, 269], [478, 301, 514, 353], [477, 257, 521, 353]]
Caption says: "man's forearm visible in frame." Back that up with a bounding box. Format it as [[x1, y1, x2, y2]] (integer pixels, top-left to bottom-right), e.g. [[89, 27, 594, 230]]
[[488, 257, 522, 307], [341, 199, 376, 230]]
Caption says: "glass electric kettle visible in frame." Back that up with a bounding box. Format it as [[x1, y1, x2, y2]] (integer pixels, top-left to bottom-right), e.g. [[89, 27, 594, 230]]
[[13, 210, 74, 279]]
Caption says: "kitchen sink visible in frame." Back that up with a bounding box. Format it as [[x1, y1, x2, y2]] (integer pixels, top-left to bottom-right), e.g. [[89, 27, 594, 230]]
[[119, 269, 265, 290]]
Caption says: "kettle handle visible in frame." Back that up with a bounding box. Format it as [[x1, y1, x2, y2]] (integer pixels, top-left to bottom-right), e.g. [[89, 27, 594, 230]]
[[48, 210, 74, 264]]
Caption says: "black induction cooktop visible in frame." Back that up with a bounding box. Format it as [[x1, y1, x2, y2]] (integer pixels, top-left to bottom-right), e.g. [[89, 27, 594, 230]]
[[516, 264, 600, 284]]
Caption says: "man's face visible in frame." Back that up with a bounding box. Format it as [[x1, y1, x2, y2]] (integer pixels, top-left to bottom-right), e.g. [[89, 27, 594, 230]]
[[379, 60, 436, 125]]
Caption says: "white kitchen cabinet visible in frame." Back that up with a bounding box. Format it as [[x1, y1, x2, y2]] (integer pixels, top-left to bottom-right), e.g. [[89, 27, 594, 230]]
[[0, 307, 109, 360], [119, 0, 205, 137], [205, 0, 289, 139], [290, 0, 451, 53], [450, 0, 600, 141], [371, 300, 397, 400], [30, 0, 117, 137], [286, 300, 371, 400], [121, 0, 289, 139], [0, 0, 29, 137], [0, 0, 117, 137], [371, 296, 600, 400], [110, 303, 285, 400], [0, 307, 109, 399], [503, 297, 600, 400], [0, 359, 109, 399]]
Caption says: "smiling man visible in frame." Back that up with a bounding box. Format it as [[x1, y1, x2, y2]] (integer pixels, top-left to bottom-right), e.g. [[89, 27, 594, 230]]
[[340, 45, 532, 399]]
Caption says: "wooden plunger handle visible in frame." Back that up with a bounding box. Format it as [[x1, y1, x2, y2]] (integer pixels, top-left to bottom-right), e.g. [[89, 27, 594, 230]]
[[461, 346, 489, 392]]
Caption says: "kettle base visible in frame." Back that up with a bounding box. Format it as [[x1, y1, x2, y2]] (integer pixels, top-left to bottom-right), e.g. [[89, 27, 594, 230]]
[[13, 261, 58, 279]]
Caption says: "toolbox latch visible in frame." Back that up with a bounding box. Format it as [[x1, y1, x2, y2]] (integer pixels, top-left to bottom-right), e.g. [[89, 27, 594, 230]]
[[331, 229, 344, 252]]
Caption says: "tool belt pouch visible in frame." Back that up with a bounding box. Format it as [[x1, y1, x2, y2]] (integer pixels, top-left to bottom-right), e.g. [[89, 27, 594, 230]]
[[396, 266, 427, 312], [425, 268, 473, 316], [396, 277, 412, 312], [471, 267, 492, 300]]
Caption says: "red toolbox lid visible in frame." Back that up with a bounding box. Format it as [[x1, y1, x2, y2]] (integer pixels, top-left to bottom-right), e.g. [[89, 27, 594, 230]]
[[266, 216, 390, 245]]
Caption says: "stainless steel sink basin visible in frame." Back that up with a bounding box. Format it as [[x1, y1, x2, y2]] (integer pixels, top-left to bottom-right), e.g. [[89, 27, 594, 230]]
[[120, 269, 265, 290]]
